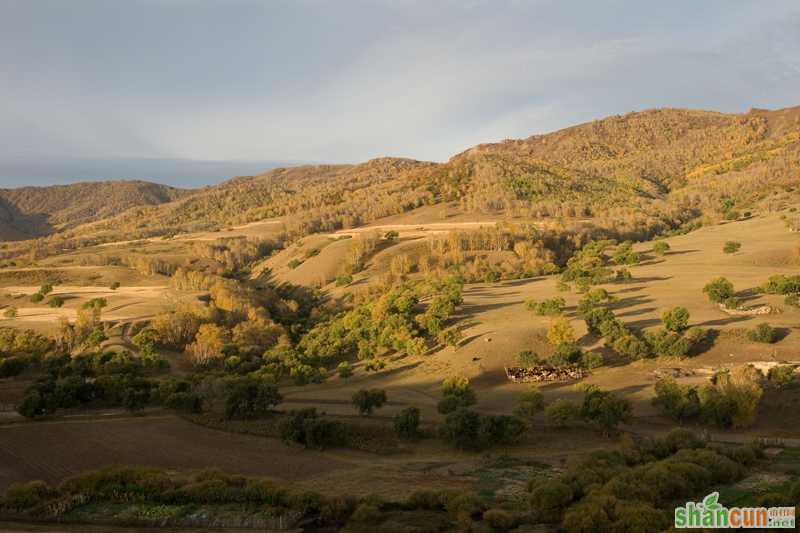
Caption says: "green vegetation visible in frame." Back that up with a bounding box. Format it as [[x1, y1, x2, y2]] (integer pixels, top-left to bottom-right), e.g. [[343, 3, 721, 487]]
[[351, 388, 387, 416], [661, 306, 690, 332], [525, 296, 565, 316], [652, 365, 763, 428], [393, 407, 421, 439], [652, 241, 670, 256], [723, 240, 742, 253], [747, 323, 779, 343], [703, 277, 735, 305]]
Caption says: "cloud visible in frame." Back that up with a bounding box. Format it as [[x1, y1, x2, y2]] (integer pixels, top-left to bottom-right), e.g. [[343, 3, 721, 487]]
[[0, 0, 798, 172]]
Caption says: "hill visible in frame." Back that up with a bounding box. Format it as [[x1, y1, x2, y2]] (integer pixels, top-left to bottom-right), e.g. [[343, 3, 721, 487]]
[[54, 106, 800, 244], [0, 180, 190, 240]]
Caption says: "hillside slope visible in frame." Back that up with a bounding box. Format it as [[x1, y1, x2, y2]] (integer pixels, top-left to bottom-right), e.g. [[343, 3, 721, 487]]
[[7, 105, 800, 248], [0, 180, 190, 240]]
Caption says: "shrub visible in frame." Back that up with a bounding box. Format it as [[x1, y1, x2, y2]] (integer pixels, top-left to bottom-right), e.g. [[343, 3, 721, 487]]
[[337, 361, 353, 379], [288, 259, 302, 269], [644, 329, 691, 358], [747, 323, 778, 343], [652, 378, 701, 422], [479, 415, 525, 446], [686, 326, 709, 345], [706, 365, 763, 429], [1, 480, 56, 510], [785, 294, 800, 308], [611, 334, 650, 359], [224, 379, 282, 420], [393, 407, 420, 439], [516, 350, 542, 367], [703, 277, 734, 304], [335, 273, 353, 287], [526, 297, 565, 316], [768, 365, 796, 389], [2, 307, 17, 319], [438, 376, 476, 414], [351, 389, 387, 416], [110, 281, 121, 290], [661, 306, 690, 332], [30, 292, 44, 303], [723, 241, 741, 254], [0, 356, 26, 378], [580, 387, 632, 435], [48, 296, 65, 308], [350, 502, 381, 523], [437, 327, 463, 347], [514, 386, 544, 421], [581, 351, 604, 369], [483, 508, 516, 531], [439, 409, 482, 450], [529, 480, 573, 522], [544, 399, 580, 428], [547, 317, 575, 346], [615, 268, 632, 281], [652, 241, 670, 256], [723, 296, 740, 310], [279, 408, 344, 450], [763, 274, 800, 295], [165, 392, 202, 413], [384, 230, 399, 240]]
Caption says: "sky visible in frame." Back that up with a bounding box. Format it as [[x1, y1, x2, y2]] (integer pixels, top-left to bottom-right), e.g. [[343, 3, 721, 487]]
[[1, 0, 799, 186]]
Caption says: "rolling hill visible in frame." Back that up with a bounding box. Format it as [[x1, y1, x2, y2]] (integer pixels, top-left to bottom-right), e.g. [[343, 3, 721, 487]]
[[0, 180, 191, 240]]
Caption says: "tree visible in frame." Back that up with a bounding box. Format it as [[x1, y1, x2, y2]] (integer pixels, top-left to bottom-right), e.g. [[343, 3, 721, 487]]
[[187, 324, 231, 366], [661, 306, 690, 332], [703, 277, 734, 304], [337, 361, 353, 378], [544, 399, 580, 428], [652, 378, 701, 422], [652, 241, 670, 256], [708, 365, 763, 429], [439, 409, 482, 450], [132, 328, 159, 357], [767, 365, 795, 390], [723, 241, 741, 254], [30, 293, 44, 303], [224, 379, 282, 420], [747, 323, 778, 344], [437, 327, 462, 348], [514, 386, 544, 422], [48, 296, 65, 308], [394, 407, 420, 438], [580, 387, 632, 435], [39, 284, 53, 296], [351, 389, 387, 416], [437, 376, 476, 414], [547, 317, 576, 346]]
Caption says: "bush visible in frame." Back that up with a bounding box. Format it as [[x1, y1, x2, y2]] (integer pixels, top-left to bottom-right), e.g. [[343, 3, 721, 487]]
[[661, 306, 690, 332], [723, 241, 741, 254], [652, 241, 670, 256], [3, 307, 17, 319], [768, 365, 796, 389], [337, 361, 353, 378], [350, 502, 381, 523], [547, 317, 575, 346], [747, 323, 778, 343], [164, 392, 203, 413], [526, 297, 565, 316], [335, 273, 353, 286], [351, 389, 387, 416], [652, 378, 701, 422], [703, 277, 735, 304], [763, 274, 800, 295], [288, 259, 302, 269], [30, 292, 44, 303], [48, 296, 65, 308], [439, 409, 482, 450], [611, 334, 650, 359], [580, 387, 632, 435], [393, 407, 420, 439], [437, 376, 476, 414], [644, 329, 691, 358], [785, 294, 800, 308], [615, 268, 632, 281], [483, 508, 516, 531], [581, 351, 604, 369], [545, 399, 580, 428], [1, 480, 56, 510], [529, 480, 573, 522], [110, 281, 121, 290], [0, 356, 27, 378], [279, 408, 344, 450], [514, 386, 544, 421], [224, 379, 282, 420]]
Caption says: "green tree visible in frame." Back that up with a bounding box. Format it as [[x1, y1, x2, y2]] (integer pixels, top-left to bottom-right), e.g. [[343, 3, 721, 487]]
[[351, 389, 387, 416], [661, 306, 690, 332], [703, 277, 734, 304], [514, 386, 544, 422], [580, 387, 632, 435], [652, 241, 670, 256], [224, 379, 282, 420], [547, 317, 576, 346], [393, 407, 420, 439], [723, 241, 741, 254], [544, 399, 580, 428]]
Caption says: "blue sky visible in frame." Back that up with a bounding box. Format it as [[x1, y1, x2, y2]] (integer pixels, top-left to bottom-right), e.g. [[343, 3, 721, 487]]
[[1, 0, 799, 179]]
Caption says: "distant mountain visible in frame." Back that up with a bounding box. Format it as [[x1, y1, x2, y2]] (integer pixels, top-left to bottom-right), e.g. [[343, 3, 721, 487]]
[[0, 180, 190, 240], [0, 157, 307, 188], [4, 106, 799, 245]]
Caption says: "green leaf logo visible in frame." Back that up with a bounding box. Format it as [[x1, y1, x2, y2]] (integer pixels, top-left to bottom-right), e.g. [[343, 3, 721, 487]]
[[702, 492, 720, 510]]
